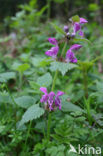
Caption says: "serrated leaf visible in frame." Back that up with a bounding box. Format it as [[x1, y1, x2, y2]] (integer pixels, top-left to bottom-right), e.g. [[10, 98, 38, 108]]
[[15, 96, 36, 108], [39, 58, 52, 67], [37, 73, 52, 87], [62, 101, 83, 112], [73, 38, 91, 45], [20, 104, 45, 125], [51, 23, 66, 35], [0, 72, 16, 82], [50, 62, 77, 76], [71, 15, 80, 22], [31, 56, 45, 67]]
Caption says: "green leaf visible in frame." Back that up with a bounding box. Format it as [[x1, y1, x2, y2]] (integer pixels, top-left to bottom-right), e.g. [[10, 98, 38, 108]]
[[15, 96, 36, 108], [71, 15, 80, 23], [51, 23, 66, 35], [39, 58, 52, 67], [0, 92, 12, 104], [46, 145, 65, 156], [16, 63, 30, 73], [31, 56, 45, 67], [96, 81, 103, 93], [62, 101, 83, 112], [0, 72, 16, 82], [73, 38, 91, 45], [37, 73, 52, 87], [50, 62, 77, 76], [20, 104, 45, 125]]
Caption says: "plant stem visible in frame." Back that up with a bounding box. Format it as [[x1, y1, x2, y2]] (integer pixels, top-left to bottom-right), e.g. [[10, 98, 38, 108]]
[[84, 98, 92, 125], [61, 42, 67, 57], [51, 70, 58, 91], [47, 112, 52, 141], [47, 70, 58, 141], [82, 67, 88, 98]]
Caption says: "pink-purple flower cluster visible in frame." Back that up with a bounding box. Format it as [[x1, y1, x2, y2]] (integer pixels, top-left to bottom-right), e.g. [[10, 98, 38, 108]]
[[64, 17, 88, 37], [73, 17, 88, 37], [45, 38, 82, 63], [40, 87, 64, 111]]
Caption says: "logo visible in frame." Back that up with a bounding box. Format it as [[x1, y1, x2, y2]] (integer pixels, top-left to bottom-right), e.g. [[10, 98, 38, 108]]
[[69, 144, 77, 153], [68, 144, 101, 155]]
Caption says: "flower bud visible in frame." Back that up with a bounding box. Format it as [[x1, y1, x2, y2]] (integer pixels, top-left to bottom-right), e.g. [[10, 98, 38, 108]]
[[64, 25, 69, 33]]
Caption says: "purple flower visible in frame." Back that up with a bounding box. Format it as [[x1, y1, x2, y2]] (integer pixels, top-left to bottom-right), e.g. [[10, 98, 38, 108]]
[[73, 22, 81, 33], [48, 38, 58, 45], [40, 87, 48, 103], [55, 91, 64, 110], [45, 38, 59, 59], [64, 25, 69, 33], [66, 44, 82, 63], [72, 17, 88, 37], [79, 30, 84, 37], [66, 50, 77, 63], [45, 46, 59, 59], [70, 44, 82, 51], [48, 92, 55, 110], [80, 17, 88, 24], [40, 87, 64, 111]]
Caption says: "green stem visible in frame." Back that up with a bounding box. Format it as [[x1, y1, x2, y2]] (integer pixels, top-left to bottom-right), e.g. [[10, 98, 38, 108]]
[[82, 67, 88, 98], [84, 98, 92, 125], [47, 113, 52, 141], [51, 70, 58, 91], [61, 42, 67, 57], [47, 70, 58, 141]]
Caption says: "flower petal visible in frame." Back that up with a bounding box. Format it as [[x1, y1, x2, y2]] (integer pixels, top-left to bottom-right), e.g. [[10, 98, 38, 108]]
[[48, 91, 55, 111], [55, 96, 61, 110], [64, 25, 69, 33], [70, 44, 82, 51], [57, 91, 64, 96], [40, 94, 48, 103], [48, 38, 58, 45], [79, 30, 84, 37], [66, 50, 77, 63], [45, 46, 59, 58], [40, 87, 47, 94], [74, 22, 81, 33], [80, 17, 88, 24]]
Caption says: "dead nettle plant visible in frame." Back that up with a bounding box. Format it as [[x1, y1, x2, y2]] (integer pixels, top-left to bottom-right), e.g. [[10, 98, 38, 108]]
[[39, 15, 89, 141], [19, 15, 92, 144]]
